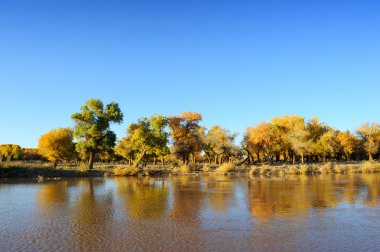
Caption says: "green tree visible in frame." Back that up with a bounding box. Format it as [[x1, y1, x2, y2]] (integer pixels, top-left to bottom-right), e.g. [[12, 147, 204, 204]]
[[71, 99, 123, 169], [116, 115, 169, 167]]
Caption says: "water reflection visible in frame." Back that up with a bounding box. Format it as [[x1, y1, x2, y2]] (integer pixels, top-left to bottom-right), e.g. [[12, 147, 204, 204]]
[[115, 177, 168, 219], [2, 174, 380, 251]]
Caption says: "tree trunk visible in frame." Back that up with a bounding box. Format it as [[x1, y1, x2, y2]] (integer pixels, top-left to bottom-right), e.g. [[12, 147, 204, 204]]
[[369, 153, 373, 161], [293, 154, 296, 164], [133, 150, 146, 167], [53, 160, 58, 168], [88, 151, 95, 169], [301, 154, 304, 164]]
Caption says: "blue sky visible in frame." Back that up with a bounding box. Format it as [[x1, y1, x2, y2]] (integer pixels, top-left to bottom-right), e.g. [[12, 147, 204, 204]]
[[1, 0, 379, 147]]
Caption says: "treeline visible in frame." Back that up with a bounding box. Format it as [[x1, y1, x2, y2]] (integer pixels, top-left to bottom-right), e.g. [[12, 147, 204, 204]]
[[0, 145, 45, 162], [3, 99, 380, 169]]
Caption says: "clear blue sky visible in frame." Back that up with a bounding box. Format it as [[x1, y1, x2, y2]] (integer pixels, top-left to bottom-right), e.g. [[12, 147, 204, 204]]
[[1, 0, 379, 148]]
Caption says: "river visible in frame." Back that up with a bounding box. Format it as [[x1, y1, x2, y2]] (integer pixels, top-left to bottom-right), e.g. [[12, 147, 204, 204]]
[[1, 174, 380, 251]]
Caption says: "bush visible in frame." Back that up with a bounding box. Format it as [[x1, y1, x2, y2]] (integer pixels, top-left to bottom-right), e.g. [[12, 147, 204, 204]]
[[78, 163, 88, 173], [202, 164, 211, 173], [215, 163, 236, 175], [359, 162, 380, 173], [172, 164, 190, 174], [113, 166, 139, 176]]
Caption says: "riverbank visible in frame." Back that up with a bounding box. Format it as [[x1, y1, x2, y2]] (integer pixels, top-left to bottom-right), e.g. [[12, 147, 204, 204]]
[[2, 161, 380, 179]]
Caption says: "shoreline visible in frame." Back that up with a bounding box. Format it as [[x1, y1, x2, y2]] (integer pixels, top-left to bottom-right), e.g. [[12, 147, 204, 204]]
[[2, 161, 380, 179]]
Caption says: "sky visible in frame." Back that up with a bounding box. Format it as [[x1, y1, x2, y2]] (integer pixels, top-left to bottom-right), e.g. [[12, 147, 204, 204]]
[[1, 0, 379, 148]]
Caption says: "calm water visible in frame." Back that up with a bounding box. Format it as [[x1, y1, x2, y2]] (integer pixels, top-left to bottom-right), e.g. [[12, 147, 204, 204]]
[[1, 174, 380, 251]]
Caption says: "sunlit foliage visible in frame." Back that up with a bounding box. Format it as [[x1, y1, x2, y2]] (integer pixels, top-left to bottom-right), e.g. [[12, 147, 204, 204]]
[[38, 128, 74, 167], [203, 126, 239, 164], [71, 99, 123, 169], [168, 112, 203, 164], [116, 115, 169, 167], [356, 122, 380, 161], [0, 144, 22, 162]]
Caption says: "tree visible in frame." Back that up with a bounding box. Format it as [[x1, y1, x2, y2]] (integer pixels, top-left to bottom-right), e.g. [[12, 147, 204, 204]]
[[203, 126, 238, 164], [356, 122, 380, 161], [116, 115, 169, 167], [168, 112, 203, 164], [38, 128, 74, 168], [337, 130, 357, 161], [314, 129, 340, 162], [246, 122, 281, 163], [270, 115, 305, 162], [71, 99, 123, 169], [0, 144, 22, 162], [288, 122, 310, 164]]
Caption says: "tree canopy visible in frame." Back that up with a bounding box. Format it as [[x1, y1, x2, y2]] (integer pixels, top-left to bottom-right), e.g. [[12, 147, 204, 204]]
[[71, 99, 123, 169], [38, 128, 74, 167]]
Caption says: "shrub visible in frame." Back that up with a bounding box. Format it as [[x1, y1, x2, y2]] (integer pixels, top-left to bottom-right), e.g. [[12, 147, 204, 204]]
[[202, 164, 211, 173], [113, 166, 139, 176], [215, 163, 236, 175], [285, 165, 300, 174], [78, 163, 88, 173], [360, 162, 380, 173], [172, 164, 190, 175]]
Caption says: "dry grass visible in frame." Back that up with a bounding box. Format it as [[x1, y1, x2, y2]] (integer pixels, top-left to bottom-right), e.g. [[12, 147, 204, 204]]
[[215, 163, 236, 175], [113, 166, 139, 176]]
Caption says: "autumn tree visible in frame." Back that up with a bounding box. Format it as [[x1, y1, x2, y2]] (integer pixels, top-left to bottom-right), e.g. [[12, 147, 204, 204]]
[[337, 130, 357, 161], [71, 99, 123, 169], [245, 122, 282, 163], [38, 128, 74, 168], [270, 115, 305, 162], [356, 122, 380, 161], [314, 129, 340, 162], [0, 144, 22, 162], [116, 115, 169, 167], [168, 112, 203, 164], [203, 126, 238, 164], [288, 122, 310, 164]]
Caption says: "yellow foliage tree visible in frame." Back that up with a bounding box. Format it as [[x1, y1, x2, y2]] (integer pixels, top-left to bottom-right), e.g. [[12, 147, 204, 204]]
[[356, 122, 380, 161], [337, 130, 357, 161], [38, 128, 74, 168]]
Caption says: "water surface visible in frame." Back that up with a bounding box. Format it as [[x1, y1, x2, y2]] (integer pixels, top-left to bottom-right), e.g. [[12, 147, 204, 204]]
[[1, 174, 380, 251]]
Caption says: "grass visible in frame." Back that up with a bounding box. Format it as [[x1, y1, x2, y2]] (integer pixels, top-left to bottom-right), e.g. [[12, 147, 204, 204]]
[[215, 163, 236, 175], [4, 161, 380, 178], [113, 166, 139, 176]]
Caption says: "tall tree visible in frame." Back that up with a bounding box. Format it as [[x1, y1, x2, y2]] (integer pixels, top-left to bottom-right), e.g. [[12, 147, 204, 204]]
[[38, 128, 74, 168], [270, 115, 305, 162], [314, 129, 340, 162], [356, 122, 380, 161], [116, 115, 169, 167], [246, 122, 281, 163], [288, 122, 310, 164], [204, 126, 238, 164], [337, 130, 357, 161], [168, 112, 203, 164], [71, 99, 123, 169]]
